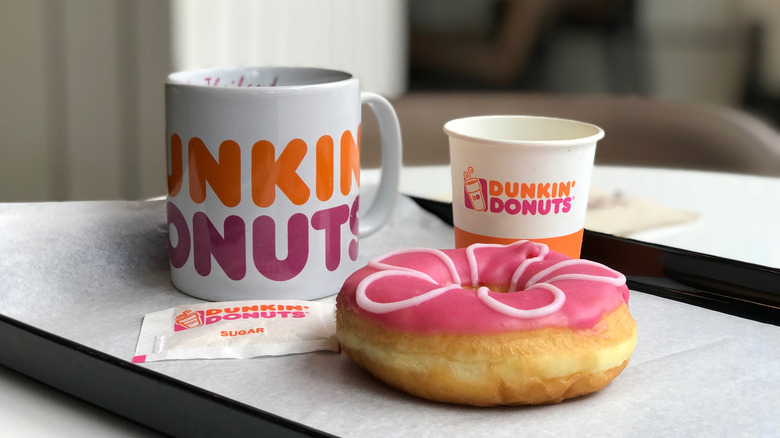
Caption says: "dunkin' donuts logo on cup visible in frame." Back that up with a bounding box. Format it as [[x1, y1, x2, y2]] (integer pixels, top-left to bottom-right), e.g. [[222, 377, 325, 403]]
[[463, 167, 577, 216], [166, 130, 361, 283]]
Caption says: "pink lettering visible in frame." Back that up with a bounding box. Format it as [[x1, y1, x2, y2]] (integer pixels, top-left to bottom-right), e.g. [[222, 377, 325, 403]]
[[538, 199, 552, 215], [311, 204, 350, 271], [252, 213, 309, 281], [551, 198, 564, 213], [490, 197, 503, 213], [167, 201, 358, 282], [167, 202, 190, 268], [348, 196, 359, 261], [522, 199, 537, 215], [193, 212, 246, 280], [562, 197, 572, 213], [505, 198, 521, 215]]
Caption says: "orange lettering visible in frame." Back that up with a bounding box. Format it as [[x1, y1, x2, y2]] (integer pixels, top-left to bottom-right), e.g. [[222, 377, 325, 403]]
[[536, 183, 551, 198], [252, 139, 309, 207], [340, 129, 360, 195], [521, 183, 535, 199], [489, 180, 503, 196], [168, 134, 183, 196], [188, 137, 240, 207], [316, 135, 334, 201], [558, 181, 572, 197]]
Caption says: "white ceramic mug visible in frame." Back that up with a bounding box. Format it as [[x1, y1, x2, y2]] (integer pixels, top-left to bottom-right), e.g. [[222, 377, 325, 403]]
[[165, 67, 401, 301]]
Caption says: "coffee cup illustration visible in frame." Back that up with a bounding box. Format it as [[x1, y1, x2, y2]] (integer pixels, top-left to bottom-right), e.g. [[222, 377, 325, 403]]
[[464, 174, 487, 212], [175, 309, 203, 329]]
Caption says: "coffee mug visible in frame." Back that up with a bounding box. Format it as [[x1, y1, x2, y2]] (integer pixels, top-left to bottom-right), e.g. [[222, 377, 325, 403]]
[[165, 67, 401, 301]]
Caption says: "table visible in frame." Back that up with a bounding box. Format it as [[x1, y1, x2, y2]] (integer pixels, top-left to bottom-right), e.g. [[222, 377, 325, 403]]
[[381, 165, 780, 269], [2, 166, 779, 437]]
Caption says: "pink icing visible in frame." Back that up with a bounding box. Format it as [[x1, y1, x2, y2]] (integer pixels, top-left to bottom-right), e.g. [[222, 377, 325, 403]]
[[338, 241, 630, 334]]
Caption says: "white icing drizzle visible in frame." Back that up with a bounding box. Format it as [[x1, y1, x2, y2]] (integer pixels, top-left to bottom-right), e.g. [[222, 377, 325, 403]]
[[356, 270, 463, 314], [465, 243, 486, 287], [368, 247, 461, 285], [525, 259, 627, 289], [477, 283, 565, 318], [508, 243, 549, 292], [466, 241, 550, 292], [355, 242, 626, 320]]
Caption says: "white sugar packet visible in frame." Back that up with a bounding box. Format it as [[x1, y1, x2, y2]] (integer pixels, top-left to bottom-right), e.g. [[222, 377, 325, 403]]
[[133, 299, 338, 363]]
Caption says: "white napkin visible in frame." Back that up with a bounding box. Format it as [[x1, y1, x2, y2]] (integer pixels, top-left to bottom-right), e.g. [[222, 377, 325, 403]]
[[586, 187, 698, 236]]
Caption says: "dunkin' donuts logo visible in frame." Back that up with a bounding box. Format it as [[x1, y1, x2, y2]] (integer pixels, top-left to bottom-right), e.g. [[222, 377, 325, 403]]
[[166, 130, 361, 282], [463, 167, 576, 216], [173, 304, 311, 332]]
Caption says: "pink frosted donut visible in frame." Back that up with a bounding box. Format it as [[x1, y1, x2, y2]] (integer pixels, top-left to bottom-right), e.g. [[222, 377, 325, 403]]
[[336, 240, 637, 406]]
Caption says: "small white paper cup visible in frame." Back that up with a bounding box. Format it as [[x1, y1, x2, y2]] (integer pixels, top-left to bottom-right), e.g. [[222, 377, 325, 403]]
[[445, 115, 604, 258]]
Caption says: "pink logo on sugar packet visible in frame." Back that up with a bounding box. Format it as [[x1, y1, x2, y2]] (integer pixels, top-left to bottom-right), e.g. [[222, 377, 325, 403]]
[[174, 309, 204, 331], [173, 304, 312, 332]]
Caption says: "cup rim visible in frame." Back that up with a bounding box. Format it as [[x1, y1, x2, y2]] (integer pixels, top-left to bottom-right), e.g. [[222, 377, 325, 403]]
[[166, 66, 356, 92], [443, 115, 605, 147]]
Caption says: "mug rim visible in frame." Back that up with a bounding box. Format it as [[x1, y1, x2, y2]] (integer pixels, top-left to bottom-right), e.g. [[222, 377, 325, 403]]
[[444, 115, 605, 147], [166, 66, 356, 92]]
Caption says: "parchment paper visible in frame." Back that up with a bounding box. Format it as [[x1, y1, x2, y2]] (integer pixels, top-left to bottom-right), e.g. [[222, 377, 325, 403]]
[[1, 194, 778, 437]]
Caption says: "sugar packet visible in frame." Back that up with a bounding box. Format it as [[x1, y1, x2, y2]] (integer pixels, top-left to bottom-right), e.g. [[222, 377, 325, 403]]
[[132, 299, 338, 363]]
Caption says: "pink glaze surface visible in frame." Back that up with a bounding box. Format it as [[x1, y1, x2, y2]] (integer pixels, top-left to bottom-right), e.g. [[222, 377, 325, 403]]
[[337, 241, 630, 334]]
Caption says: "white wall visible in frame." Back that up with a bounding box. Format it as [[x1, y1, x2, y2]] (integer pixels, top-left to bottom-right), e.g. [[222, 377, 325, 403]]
[[0, 0, 171, 202], [637, 0, 751, 105], [636, 0, 780, 104], [0, 0, 407, 202], [0, 0, 50, 201], [170, 0, 408, 97]]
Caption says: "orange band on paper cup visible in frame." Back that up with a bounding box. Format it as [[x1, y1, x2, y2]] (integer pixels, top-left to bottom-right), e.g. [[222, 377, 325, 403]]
[[454, 226, 585, 259]]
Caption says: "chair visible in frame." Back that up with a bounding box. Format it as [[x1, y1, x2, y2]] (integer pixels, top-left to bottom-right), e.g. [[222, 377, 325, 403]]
[[361, 93, 780, 177]]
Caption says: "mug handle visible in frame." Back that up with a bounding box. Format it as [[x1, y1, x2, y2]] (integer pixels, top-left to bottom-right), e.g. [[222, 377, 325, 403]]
[[359, 92, 402, 237]]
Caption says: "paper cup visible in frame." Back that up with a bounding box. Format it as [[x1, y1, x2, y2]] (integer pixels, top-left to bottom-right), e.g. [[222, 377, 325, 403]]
[[445, 115, 604, 258]]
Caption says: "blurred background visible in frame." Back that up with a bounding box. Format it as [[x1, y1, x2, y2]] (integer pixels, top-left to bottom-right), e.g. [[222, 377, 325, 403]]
[[2, 0, 780, 202]]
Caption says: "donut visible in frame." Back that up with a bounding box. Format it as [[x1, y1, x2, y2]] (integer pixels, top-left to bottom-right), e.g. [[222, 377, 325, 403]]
[[335, 240, 637, 406]]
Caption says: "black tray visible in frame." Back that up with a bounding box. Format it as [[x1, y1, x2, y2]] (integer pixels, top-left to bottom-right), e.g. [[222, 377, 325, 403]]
[[3, 196, 778, 438], [1, 313, 334, 437], [410, 196, 780, 326]]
